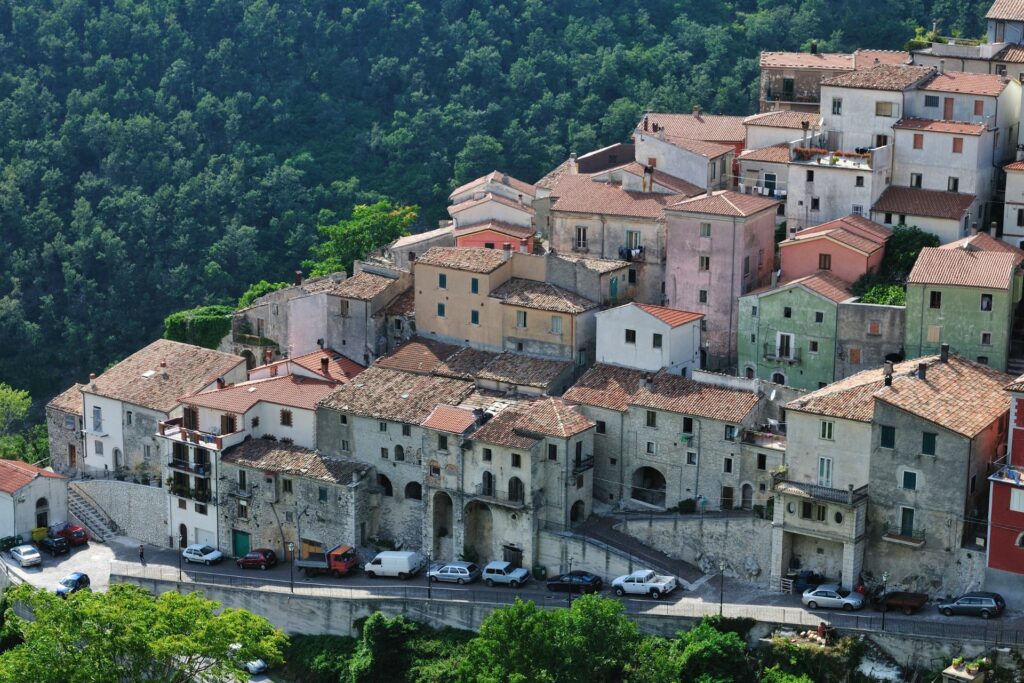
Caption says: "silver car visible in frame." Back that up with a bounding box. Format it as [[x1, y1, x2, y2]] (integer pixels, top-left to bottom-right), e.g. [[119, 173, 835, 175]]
[[10, 544, 41, 567], [428, 561, 482, 584], [802, 583, 864, 611]]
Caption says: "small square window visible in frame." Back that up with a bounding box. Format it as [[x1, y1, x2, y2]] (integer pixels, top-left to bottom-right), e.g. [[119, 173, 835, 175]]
[[806, 169, 815, 182], [867, 321, 881, 336], [280, 409, 293, 427], [818, 254, 831, 270], [547, 444, 557, 461], [512, 452, 522, 468], [340, 414, 348, 425], [981, 294, 993, 311], [699, 290, 708, 303], [653, 333, 663, 348], [783, 307, 792, 318], [380, 447, 388, 459], [922, 432, 936, 455], [723, 457, 733, 473], [282, 479, 293, 494], [402, 424, 411, 436], [815, 311, 824, 323], [646, 441, 656, 454], [751, 305, 758, 317], [811, 197, 820, 211], [929, 291, 941, 309], [319, 486, 328, 502], [757, 453, 767, 470], [849, 347, 861, 364], [809, 340, 819, 353], [686, 451, 697, 465], [646, 411, 657, 428], [483, 448, 492, 462], [596, 420, 606, 434], [982, 331, 992, 346], [952, 137, 963, 154], [438, 434, 448, 450], [379, 421, 387, 432], [700, 222, 711, 237], [724, 425, 737, 441], [855, 176, 864, 187], [820, 420, 834, 440], [902, 471, 917, 490], [625, 329, 636, 344], [880, 425, 896, 449]]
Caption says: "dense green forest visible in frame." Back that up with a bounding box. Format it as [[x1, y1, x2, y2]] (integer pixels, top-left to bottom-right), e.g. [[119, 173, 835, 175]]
[[0, 0, 993, 409]]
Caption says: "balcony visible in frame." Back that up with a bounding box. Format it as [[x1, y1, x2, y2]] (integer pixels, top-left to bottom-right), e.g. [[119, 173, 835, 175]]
[[737, 182, 786, 200], [763, 343, 801, 365], [471, 484, 526, 509], [618, 245, 645, 262], [882, 525, 926, 548], [572, 242, 589, 253], [169, 483, 213, 504], [741, 429, 786, 451], [157, 417, 247, 451], [167, 458, 212, 477], [773, 478, 868, 505], [228, 486, 253, 499], [572, 455, 595, 475]]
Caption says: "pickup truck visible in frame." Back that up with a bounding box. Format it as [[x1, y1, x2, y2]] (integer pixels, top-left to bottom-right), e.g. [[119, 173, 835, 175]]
[[611, 569, 678, 600], [295, 544, 359, 578], [873, 591, 929, 615]]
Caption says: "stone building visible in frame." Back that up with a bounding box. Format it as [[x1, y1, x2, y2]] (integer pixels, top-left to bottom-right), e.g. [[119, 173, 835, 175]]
[[216, 438, 375, 559], [45, 383, 84, 477]]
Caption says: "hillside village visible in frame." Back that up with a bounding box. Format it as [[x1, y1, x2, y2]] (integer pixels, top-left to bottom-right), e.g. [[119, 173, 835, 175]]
[[16, 0, 1024, 629]]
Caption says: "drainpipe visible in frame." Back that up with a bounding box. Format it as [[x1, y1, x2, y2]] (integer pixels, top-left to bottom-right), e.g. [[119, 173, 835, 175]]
[[693, 419, 703, 504]]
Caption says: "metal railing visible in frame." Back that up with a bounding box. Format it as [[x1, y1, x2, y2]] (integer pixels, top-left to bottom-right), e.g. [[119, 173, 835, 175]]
[[618, 245, 645, 262], [167, 459, 211, 477], [471, 484, 526, 507], [773, 479, 868, 505], [884, 525, 926, 542], [572, 456, 595, 474], [763, 343, 801, 364]]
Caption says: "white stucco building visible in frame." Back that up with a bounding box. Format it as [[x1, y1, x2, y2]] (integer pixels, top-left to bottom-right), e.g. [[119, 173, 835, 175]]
[[595, 303, 704, 376], [0, 460, 68, 540]]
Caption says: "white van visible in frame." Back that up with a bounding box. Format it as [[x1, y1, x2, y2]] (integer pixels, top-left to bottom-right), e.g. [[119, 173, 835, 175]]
[[364, 551, 426, 579]]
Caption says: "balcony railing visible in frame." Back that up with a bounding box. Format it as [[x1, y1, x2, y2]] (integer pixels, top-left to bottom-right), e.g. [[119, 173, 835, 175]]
[[167, 458, 212, 477], [157, 417, 246, 451], [618, 245, 645, 262], [471, 484, 526, 508], [773, 478, 868, 505], [169, 484, 212, 503], [228, 487, 253, 499], [763, 343, 801, 364], [572, 242, 589, 252], [883, 525, 926, 546], [741, 430, 786, 450], [572, 456, 595, 475]]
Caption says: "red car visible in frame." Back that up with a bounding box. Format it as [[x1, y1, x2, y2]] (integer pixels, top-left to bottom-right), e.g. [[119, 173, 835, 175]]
[[235, 548, 278, 570], [57, 525, 89, 546]]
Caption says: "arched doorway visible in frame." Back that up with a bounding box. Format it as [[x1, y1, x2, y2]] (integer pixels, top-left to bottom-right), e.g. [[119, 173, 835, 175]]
[[508, 476, 524, 504], [377, 474, 393, 496], [481, 471, 495, 497], [570, 500, 586, 524], [394, 445, 405, 461], [178, 523, 188, 548], [432, 492, 454, 558], [771, 372, 786, 385], [631, 467, 667, 507], [113, 448, 122, 470], [241, 350, 256, 370], [699, 348, 707, 369], [404, 482, 422, 500], [741, 483, 754, 510], [35, 497, 49, 529], [464, 501, 493, 562]]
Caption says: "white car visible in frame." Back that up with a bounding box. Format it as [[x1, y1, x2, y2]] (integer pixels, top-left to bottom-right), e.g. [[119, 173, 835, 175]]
[[181, 544, 223, 565], [10, 544, 41, 567], [611, 569, 678, 600], [801, 584, 865, 611], [229, 643, 267, 674]]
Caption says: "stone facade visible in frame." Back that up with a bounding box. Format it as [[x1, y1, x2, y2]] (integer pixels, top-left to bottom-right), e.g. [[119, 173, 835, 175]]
[[835, 302, 906, 379], [45, 393, 84, 478], [72, 479, 167, 547]]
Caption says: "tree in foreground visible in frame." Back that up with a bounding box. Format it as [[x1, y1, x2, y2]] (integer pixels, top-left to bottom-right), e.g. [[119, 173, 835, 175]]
[[0, 583, 287, 683], [305, 201, 417, 278]]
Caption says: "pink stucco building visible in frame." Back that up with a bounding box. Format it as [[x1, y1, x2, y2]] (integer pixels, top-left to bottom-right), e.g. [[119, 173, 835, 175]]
[[778, 214, 890, 283], [454, 220, 535, 253], [665, 190, 779, 370]]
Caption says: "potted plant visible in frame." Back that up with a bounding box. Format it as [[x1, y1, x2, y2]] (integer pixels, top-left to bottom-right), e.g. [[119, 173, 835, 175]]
[[952, 656, 964, 670]]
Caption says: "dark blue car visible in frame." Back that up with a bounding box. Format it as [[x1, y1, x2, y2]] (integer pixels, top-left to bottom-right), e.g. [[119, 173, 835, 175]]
[[55, 572, 91, 598]]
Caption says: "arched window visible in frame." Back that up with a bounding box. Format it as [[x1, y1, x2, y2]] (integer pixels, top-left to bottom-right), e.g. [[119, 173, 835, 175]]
[[745, 367, 755, 379], [405, 482, 422, 500], [377, 474, 393, 497], [395, 445, 405, 461], [772, 372, 786, 385], [481, 471, 495, 496], [508, 477, 525, 503], [35, 497, 49, 529]]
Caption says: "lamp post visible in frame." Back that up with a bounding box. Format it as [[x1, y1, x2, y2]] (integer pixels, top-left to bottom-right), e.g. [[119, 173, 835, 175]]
[[880, 571, 889, 631], [287, 541, 295, 594], [426, 551, 432, 600], [568, 555, 575, 606], [178, 547, 183, 582], [718, 561, 727, 617]]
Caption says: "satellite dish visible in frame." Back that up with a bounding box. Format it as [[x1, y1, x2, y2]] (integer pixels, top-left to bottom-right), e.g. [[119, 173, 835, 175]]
[[770, 390, 777, 401]]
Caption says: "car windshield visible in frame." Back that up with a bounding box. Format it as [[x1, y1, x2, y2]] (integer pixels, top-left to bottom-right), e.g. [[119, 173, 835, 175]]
[[837, 589, 850, 598], [467, 564, 479, 572], [59, 577, 77, 588], [199, 546, 216, 554]]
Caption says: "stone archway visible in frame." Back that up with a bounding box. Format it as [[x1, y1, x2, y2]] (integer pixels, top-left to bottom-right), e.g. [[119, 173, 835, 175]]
[[631, 466, 667, 507], [741, 483, 754, 510], [178, 523, 188, 548], [570, 500, 586, 524], [432, 491, 454, 558], [35, 497, 49, 529], [464, 500, 493, 563], [241, 350, 256, 370]]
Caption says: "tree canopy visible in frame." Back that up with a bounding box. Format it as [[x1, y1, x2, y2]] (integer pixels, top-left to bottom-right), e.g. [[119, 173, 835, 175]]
[[305, 201, 418, 277]]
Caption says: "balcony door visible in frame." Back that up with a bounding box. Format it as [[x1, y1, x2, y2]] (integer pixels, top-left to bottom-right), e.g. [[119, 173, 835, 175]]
[[817, 457, 833, 488], [900, 507, 915, 537], [777, 333, 793, 359]]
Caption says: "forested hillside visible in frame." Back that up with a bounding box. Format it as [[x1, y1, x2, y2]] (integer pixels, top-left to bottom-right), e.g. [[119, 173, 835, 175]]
[[0, 0, 991, 406]]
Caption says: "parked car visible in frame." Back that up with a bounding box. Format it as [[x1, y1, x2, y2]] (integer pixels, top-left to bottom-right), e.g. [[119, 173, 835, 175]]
[[56, 572, 91, 597], [428, 561, 482, 585], [482, 561, 530, 588], [937, 592, 1005, 619], [10, 544, 41, 568], [182, 544, 224, 565], [235, 548, 278, 570], [791, 570, 827, 594], [802, 584, 865, 611], [611, 569, 678, 600], [49, 522, 89, 546], [546, 570, 603, 594], [872, 591, 929, 615], [229, 643, 267, 675], [295, 544, 358, 578], [39, 536, 70, 556], [364, 551, 426, 579]]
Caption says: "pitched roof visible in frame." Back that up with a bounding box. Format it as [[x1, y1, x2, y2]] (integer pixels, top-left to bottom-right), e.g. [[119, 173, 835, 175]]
[[633, 303, 705, 327], [300, 275, 352, 295], [414, 247, 509, 274], [738, 144, 792, 164], [552, 253, 630, 274], [993, 43, 1024, 63], [785, 272, 856, 303], [433, 347, 501, 380], [421, 405, 478, 434], [1005, 160, 1024, 171], [660, 136, 736, 158], [0, 460, 66, 494], [472, 397, 593, 448], [535, 158, 575, 190], [641, 112, 746, 144], [221, 438, 367, 485], [820, 64, 934, 91], [669, 190, 779, 217], [743, 111, 821, 129], [448, 192, 535, 217], [384, 288, 415, 316], [590, 161, 704, 196], [453, 220, 534, 240], [939, 231, 1024, 263], [853, 49, 911, 68], [474, 353, 572, 389], [375, 337, 461, 374], [564, 364, 759, 422], [390, 225, 454, 249], [332, 271, 398, 300], [549, 175, 687, 219], [908, 247, 1020, 289], [449, 171, 537, 201], [255, 349, 365, 383], [782, 215, 890, 255], [920, 70, 1010, 97], [872, 186, 975, 220], [893, 117, 987, 136], [760, 51, 854, 70], [785, 357, 924, 422], [83, 339, 245, 413], [183, 375, 337, 413], [47, 384, 83, 416], [988, 0, 1024, 20], [318, 366, 476, 423], [489, 278, 598, 314], [1005, 372, 1024, 393]]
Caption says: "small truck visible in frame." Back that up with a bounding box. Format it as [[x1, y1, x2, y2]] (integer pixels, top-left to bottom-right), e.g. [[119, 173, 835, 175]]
[[295, 544, 359, 578], [611, 569, 678, 600], [873, 590, 929, 615]]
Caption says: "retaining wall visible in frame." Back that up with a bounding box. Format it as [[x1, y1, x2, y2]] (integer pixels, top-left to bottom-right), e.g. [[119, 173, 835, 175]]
[[72, 480, 168, 546]]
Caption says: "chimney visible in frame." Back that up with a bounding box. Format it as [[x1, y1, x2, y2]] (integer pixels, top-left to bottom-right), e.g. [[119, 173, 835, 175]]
[[216, 377, 225, 389], [939, 59, 945, 74], [643, 373, 654, 389], [643, 165, 653, 193], [874, 57, 880, 65], [320, 357, 330, 376], [801, 120, 810, 148], [293, 270, 302, 286], [810, 40, 818, 55], [569, 152, 578, 175], [991, 221, 999, 234], [643, 115, 649, 132], [263, 349, 273, 364], [940, 343, 949, 362], [502, 242, 512, 261], [883, 360, 894, 386], [89, 372, 97, 389], [519, 238, 529, 254], [692, 105, 701, 117], [518, 192, 524, 206], [917, 362, 928, 381], [160, 360, 168, 380], [501, 172, 510, 185]]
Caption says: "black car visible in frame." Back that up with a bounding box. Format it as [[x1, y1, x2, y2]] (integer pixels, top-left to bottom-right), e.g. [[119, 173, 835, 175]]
[[39, 536, 70, 556], [545, 570, 603, 594], [937, 592, 1005, 619]]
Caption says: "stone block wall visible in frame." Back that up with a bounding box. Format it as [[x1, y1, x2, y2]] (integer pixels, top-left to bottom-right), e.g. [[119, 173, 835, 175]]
[[73, 480, 167, 547], [46, 406, 83, 477]]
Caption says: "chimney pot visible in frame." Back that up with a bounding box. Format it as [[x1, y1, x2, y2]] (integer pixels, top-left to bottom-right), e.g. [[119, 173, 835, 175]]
[[643, 115, 649, 132], [884, 361, 894, 376], [321, 357, 330, 375], [89, 372, 97, 381], [917, 362, 928, 381], [216, 377, 225, 389], [939, 59, 945, 74], [884, 374, 892, 387], [294, 270, 303, 286], [991, 221, 998, 234], [502, 242, 512, 261], [940, 343, 949, 362], [693, 105, 700, 117], [971, 222, 978, 235]]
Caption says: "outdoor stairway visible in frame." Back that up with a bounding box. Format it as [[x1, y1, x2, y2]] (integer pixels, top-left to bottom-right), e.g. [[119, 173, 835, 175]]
[[68, 487, 117, 542], [572, 516, 705, 587]]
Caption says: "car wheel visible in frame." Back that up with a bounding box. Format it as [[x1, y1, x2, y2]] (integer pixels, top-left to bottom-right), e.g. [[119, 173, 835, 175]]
[[510, 580, 519, 588], [942, 608, 953, 617], [331, 570, 340, 578], [485, 579, 494, 587], [843, 603, 853, 612], [260, 563, 267, 571], [651, 590, 662, 600], [807, 601, 818, 609], [614, 587, 625, 597], [457, 578, 465, 585], [366, 571, 376, 579], [430, 575, 439, 583], [981, 610, 991, 619], [902, 606, 913, 616], [398, 572, 408, 581]]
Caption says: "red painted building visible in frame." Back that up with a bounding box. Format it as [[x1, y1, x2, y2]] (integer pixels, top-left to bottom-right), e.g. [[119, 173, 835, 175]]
[[986, 377, 1024, 592], [454, 220, 535, 253]]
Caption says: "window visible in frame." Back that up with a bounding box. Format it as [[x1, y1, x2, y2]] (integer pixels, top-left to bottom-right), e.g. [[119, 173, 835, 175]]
[[628, 268, 637, 284], [757, 453, 767, 470], [723, 457, 733, 473], [948, 177, 959, 192], [743, 255, 750, 275], [902, 471, 917, 490], [777, 333, 793, 359], [551, 316, 562, 334], [852, 204, 864, 217], [1010, 488, 1024, 512], [470, 277, 479, 294], [341, 439, 349, 451], [315, 485, 326, 502], [809, 340, 819, 353], [438, 434, 448, 451], [880, 425, 896, 449], [646, 441, 656, 454], [625, 329, 636, 344], [783, 306, 792, 318], [981, 294, 993, 311], [626, 230, 642, 249], [280, 409, 293, 427], [927, 325, 941, 342], [686, 451, 698, 465], [483, 448, 492, 462], [810, 197, 820, 211], [751, 305, 758, 317], [818, 457, 833, 487], [832, 98, 842, 115], [974, 99, 984, 116], [820, 420, 834, 440], [952, 137, 963, 154], [516, 310, 527, 328], [238, 500, 248, 519], [910, 173, 922, 188], [63, 414, 75, 430], [92, 406, 102, 432], [94, 441, 103, 456], [699, 255, 710, 271], [484, 242, 494, 249], [512, 452, 522, 468], [648, 334, 663, 353], [438, 273, 447, 289], [471, 309, 480, 325], [868, 321, 881, 336], [596, 420, 606, 434], [575, 225, 588, 249], [340, 414, 348, 425], [402, 424, 411, 436], [646, 411, 657, 428], [804, 170, 815, 184], [282, 478, 293, 494], [912, 133, 923, 149], [547, 444, 557, 461], [848, 347, 861, 364], [800, 501, 813, 519], [875, 101, 894, 117], [430, 462, 441, 477], [922, 432, 936, 455], [1018, 209, 1024, 227], [380, 447, 388, 459], [379, 421, 387, 432], [251, 416, 260, 429], [700, 222, 711, 237], [701, 319, 707, 331], [683, 417, 694, 434], [982, 331, 993, 346], [724, 425, 737, 441], [884, 212, 893, 225], [925, 95, 939, 108], [437, 303, 445, 317], [695, 289, 707, 305], [855, 175, 864, 187], [815, 311, 824, 323], [126, 410, 132, 426], [929, 291, 942, 309]]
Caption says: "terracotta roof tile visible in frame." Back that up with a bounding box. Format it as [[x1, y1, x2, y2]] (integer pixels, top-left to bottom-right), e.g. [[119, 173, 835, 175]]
[[782, 216, 890, 254], [384, 288, 416, 316], [83, 339, 245, 413], [908, 247, 1020, 289], [786, 272, 855, 302], [920, 70, 1010, 97], [319, 366, 476, 423], [988, 0, 1024, 20], [738, 144, 792, 164], [433, 347, 501, 380], [489, 278, 598, 314], [390, 225, 454, 249], [47, 384, 83, 416], [640, 112, 746, 144], [552, 253, 630, 274], [853, 50, 911, 68], [421, 405, 478, 433], [449, 171, 536, 201], [183, 375, 337, 413], [550, 175, 688, 219], [669, 190, 779, 217], [786, 357, 924, 422], [820, 64, 934, 91], [472, 397, 593, 448], [453, 220, 535, 241], [375, 337, 461, 374], [760, 51, 854, 70], [535, 158, 574, 190], [939, 231, 1024, 263], [590, 162, 704, 196], [1005, 372, 1024, 392], [872, 186, 975, 220], [1006, 160, 1024, 171], [328, 271, 398, 300], [414, 247, 509, 274], [255, 349, 364, 383], [0, 460, 66, 494], [893, 117, 987, 136], [221, 438, 368, 484], [299, 274, 351, 295], [475, 353, 572, 389], [448, 192, 535, 217], [743, 111, 821, 129], [993, 43, 1024, 63], [634, 303, 704, 327]]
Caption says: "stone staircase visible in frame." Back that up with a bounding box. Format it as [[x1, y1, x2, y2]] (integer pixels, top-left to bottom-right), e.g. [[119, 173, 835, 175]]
[[1008, 357, 1024, 377], [68, 487, 118, 542]]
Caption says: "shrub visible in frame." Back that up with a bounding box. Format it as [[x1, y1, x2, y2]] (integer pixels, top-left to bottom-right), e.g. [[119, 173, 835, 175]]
[[858, 284, 906, 306], [237, 280, 290, 309], [162, 305, 232, 349]]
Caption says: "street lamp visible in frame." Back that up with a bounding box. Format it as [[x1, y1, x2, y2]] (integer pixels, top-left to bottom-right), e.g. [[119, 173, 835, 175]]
[[178, 547, 183, 582], [287, 542, 295, 594], [718, 560, 727, 617], [880, 572, 889, 631], [426, 551, 432, 600], [568, 555, 575, 606]]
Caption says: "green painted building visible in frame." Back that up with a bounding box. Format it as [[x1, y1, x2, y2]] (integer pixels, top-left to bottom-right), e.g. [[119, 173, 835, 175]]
[[905, 245, 1023, 372]]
